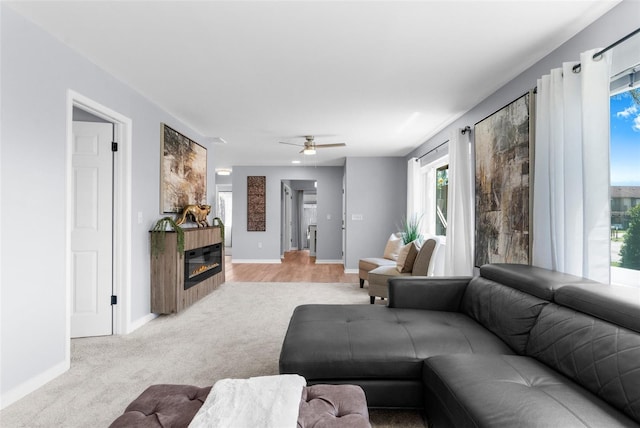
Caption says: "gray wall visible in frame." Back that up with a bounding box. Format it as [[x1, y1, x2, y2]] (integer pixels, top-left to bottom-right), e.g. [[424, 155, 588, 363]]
[[232, 166, 343, 262], [408, 1, 640, 162], [0, 6, 217, 404], [344, 157, 407, 270]]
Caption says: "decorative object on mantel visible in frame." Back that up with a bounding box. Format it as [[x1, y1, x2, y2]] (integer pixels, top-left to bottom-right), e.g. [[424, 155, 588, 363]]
[[175, 204, 211, 228], [151, 217, 184, 257], [247, 176, 266, 231], [474, 92, 533, 267], [212, 217, 225, 242], [160, 123, 207, 213]]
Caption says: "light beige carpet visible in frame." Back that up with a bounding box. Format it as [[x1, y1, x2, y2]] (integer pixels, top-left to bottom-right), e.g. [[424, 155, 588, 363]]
[[0, 282, 425, 427]]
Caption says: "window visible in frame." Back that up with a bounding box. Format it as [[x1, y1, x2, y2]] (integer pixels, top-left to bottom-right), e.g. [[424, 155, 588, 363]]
[[420, 155, 449, 237], [435, 165, 449, 236], [610, 86, 640, 286]]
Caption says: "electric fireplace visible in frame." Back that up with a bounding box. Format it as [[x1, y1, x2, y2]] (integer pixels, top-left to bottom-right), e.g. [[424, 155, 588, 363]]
[[184, 243, 222, 290]]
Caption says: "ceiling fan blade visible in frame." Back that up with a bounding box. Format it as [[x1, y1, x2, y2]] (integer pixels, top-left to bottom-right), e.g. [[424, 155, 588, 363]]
[[315, 143, 346, 148], [279, 141, 304, 147]]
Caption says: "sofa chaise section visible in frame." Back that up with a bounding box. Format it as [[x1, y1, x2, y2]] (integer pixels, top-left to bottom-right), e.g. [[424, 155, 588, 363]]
[[280, 265, 561, 408], [423, 281, 640, 427]]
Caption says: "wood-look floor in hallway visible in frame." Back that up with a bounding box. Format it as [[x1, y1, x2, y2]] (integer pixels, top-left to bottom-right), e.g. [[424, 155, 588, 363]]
[[225, 250, 358, 283]]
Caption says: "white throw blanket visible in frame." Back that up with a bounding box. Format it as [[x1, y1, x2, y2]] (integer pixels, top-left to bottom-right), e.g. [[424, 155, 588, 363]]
[[188, 374, 306, 428]]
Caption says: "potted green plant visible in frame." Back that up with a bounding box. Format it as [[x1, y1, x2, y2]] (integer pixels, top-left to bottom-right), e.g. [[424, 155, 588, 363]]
[[212, 216, 225, 242], [399, 214, 423, 245], [150, 216, 184, 257]]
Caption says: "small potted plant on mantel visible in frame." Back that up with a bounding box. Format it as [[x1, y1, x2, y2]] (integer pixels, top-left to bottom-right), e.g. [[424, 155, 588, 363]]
[[150, 216, 184, 257]]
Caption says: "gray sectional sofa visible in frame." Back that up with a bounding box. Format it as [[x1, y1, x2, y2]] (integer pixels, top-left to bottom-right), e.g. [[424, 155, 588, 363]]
[[279, 264, 640, 427]]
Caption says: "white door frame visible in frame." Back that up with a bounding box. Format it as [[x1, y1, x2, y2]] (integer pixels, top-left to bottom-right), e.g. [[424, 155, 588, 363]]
[[65, 90, 132, 355]]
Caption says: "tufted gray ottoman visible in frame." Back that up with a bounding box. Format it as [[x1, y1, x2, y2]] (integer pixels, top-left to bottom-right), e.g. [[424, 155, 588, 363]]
[[109, 384, 211, 427], [299, 384, 370, 427], [110, 383, 370, 428]]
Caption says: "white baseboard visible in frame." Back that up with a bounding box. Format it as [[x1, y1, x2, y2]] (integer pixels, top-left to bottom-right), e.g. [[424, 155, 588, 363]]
[[344, 268, 358, 274], [232, 259, 282, 264], [315, 259, 344, 265], [127, 312, 157, 334], [1, 359, 69, 410]]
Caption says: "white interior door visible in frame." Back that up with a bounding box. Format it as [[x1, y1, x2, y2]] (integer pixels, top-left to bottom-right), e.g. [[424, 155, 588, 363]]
[[71, 121, 113, 338]]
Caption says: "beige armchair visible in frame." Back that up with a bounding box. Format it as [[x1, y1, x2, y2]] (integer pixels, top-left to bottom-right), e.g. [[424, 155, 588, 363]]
[[358, 233, 402, 288], [368, 237, 440, 304]]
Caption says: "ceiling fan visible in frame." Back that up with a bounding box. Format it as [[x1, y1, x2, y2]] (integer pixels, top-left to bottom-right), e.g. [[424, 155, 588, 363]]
[[279, 136, 346, 155]]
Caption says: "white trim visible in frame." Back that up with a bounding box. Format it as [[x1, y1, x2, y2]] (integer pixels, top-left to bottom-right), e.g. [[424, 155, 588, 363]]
[[420, 155, 450, 237], [66, 90, 133, 350], [611, 266, 640, 288], [0, 360, 68, 410], [127, 313, 158, 334], [232, 259, 283, 264], [344, 268, 358, 274], [315, 259, 344, 264]]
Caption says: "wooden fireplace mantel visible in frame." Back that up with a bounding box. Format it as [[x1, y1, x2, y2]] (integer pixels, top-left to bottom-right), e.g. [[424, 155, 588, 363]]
[[150, 226, 225, 314]]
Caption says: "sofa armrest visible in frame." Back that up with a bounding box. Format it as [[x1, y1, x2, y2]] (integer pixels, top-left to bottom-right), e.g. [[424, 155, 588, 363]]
[[387, 276, 472, 310]]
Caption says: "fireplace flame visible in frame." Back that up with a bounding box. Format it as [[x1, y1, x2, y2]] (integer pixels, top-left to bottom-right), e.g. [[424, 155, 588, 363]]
[[190, 263, 220, 278]]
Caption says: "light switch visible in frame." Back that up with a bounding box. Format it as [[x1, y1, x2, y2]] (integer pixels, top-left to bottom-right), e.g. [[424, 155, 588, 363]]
[[137, 211, 143, 224], [352, 214, 363, 221]]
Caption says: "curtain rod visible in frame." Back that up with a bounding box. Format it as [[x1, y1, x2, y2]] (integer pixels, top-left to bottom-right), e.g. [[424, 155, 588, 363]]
[[417, 140, 448, 161], [572, 27, 640, 73], [416, 126, 471, 161]]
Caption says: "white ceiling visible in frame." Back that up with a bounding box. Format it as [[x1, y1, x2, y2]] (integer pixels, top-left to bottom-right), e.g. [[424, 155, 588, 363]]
[[6, 1, 620, 169]]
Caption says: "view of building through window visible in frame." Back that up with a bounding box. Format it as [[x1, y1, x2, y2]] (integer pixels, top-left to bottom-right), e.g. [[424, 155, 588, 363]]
[[435, 165, 449, 236], [610, 88, 640, 271]]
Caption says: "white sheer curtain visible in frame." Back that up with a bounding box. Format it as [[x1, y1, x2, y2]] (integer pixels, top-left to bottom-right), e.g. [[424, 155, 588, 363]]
[[406, 157, 421, 225], [532, 49, 612, 283], [444, 128, 474, 276]]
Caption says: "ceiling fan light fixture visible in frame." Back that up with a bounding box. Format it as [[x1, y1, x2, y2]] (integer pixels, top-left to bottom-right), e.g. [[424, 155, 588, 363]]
[[303, 147, 316, 155]]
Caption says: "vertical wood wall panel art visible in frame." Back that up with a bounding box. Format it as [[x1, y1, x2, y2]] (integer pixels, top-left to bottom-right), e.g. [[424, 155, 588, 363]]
[[474, 92, 532, 267], [161, 123, 207, 213], [247, 176, 266, 231]]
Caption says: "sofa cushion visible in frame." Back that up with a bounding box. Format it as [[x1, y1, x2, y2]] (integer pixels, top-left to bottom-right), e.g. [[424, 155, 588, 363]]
[[411, 238, 436, 276], [382, 233, 403, 261], [479, 263, 595, 301], [279, 304, 514, 381], [423, 354, 638, 428], [358, 258, 396, 272], [527, 303, 640, 424], [368, 265, 410, 284], [554, 283, 640, 333], [461, 276, 549, 354], [396, 241, 419, 273]]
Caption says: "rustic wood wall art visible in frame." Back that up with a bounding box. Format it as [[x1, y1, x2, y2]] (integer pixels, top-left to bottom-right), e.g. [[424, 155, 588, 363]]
[[474, 92, 533, 266], [247, 176, 266, 231]]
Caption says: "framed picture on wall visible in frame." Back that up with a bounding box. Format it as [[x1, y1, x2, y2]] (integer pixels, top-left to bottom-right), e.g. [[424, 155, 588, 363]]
[[247, 176, 266, 231], [160, 123, 207, 213], [474, 92, 534, 267]]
